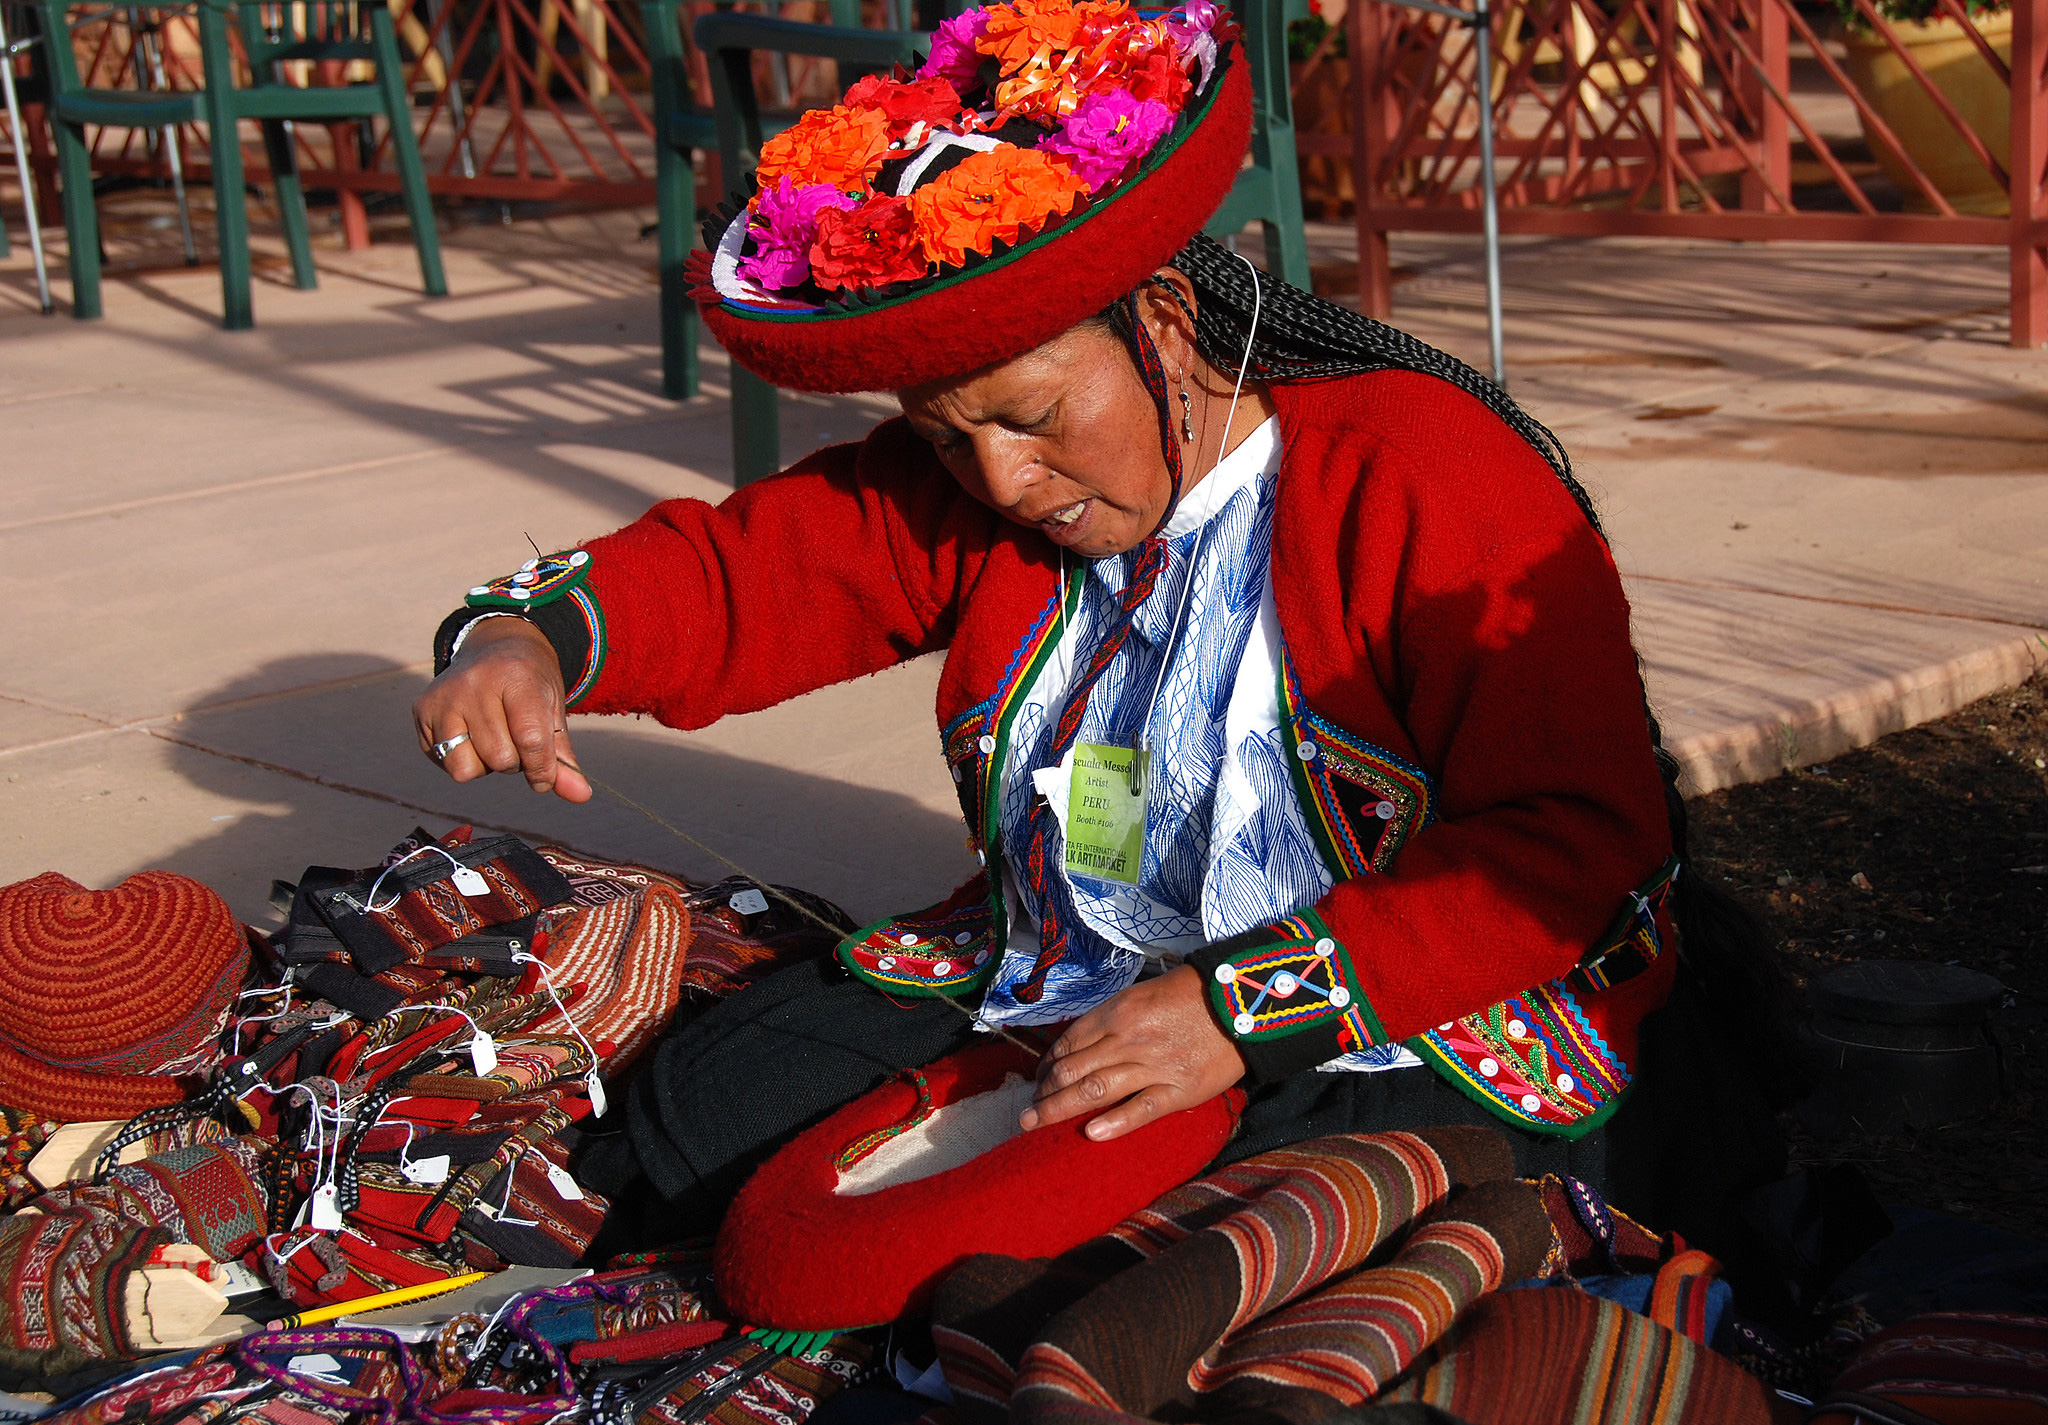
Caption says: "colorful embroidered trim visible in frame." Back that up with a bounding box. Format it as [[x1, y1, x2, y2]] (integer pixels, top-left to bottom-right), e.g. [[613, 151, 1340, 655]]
[[841, 566, 1079, 1001], [1415, 981, 1633, 1138], [1565, 855, 1678, 997], [831, 1069, 934, 1172], [562, 584, 607, 707], [1278, 654, 1434, 878], [838, 886, 997, 997], [464, 548, 593, 611], [1205, 912, 1384, 1054]]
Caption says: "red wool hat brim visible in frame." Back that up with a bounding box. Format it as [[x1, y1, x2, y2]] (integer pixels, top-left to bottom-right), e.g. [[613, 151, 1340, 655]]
[[714, 1038, 1240, 1330], [697, 51, 1254, 394]]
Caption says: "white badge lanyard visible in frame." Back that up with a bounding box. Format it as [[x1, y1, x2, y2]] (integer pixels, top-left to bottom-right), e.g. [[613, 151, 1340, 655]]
[[1057, 250, 1266, 887]]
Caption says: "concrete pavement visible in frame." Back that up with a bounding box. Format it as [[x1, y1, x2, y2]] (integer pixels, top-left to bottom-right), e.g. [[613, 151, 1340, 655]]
[[1, 200, 2043, 926]]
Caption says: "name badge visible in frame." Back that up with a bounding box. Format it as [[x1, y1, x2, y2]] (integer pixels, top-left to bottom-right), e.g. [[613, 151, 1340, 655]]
[[1063, 743, 1148, 885]]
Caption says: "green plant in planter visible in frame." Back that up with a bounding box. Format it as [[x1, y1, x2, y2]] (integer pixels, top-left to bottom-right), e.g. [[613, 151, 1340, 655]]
[[1833, 0, 2006, 29]]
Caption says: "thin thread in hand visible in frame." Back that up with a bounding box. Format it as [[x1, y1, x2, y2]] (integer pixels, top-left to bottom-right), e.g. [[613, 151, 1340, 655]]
[[554, 755, 1036, 1053]]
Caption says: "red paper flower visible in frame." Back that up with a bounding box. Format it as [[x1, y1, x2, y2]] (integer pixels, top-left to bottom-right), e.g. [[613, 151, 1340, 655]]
[[842, 74, 967, 140], [810, 195, 934, 291]]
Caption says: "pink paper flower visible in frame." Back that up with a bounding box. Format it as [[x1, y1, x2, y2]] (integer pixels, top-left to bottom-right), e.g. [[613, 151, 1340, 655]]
[[740, 177, 858, 290], [918, 9, 991, 89], [1039, 90, 1176, 191]]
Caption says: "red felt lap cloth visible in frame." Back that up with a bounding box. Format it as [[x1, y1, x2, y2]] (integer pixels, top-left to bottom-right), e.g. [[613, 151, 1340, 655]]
[[931, 1127, 1787, 1425]]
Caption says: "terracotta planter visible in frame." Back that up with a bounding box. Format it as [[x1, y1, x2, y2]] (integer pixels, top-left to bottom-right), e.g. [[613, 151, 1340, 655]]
[[1842, 9, 2013, 217]]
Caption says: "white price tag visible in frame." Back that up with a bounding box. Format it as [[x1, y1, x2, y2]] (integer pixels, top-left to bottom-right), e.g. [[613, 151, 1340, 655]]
[[287, 1354, 344, 1381], [586, 1072, 608, 1119], [469, 1032, 499, 1077], [309, 1183, 343, 1232], [544, 1163, 584, 1201], [401, 1153, 451, 1186], [450, 866, 491, 897], [728, 888, 769, 916]]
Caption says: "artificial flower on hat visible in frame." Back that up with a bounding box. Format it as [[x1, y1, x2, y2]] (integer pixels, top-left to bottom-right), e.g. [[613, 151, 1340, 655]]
[[693, 0, 1241, 376]]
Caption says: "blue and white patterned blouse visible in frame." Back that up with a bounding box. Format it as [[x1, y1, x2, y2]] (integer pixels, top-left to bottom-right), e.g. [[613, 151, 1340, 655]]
[[978, 418, 1420, 1074]]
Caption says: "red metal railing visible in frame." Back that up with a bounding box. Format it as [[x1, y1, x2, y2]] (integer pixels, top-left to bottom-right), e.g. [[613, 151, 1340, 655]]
[[1344, 0, 2047, 345]]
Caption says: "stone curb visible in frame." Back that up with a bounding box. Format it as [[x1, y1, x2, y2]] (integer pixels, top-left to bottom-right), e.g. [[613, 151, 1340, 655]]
[[1671, 630, 2048, 796]]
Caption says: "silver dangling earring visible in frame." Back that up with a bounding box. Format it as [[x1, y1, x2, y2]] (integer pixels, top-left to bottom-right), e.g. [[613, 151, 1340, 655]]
[[1178, 385, 1194, 443]]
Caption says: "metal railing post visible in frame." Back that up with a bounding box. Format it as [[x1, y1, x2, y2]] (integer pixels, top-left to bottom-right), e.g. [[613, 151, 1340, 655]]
[[1469, 0, 1504, 384]]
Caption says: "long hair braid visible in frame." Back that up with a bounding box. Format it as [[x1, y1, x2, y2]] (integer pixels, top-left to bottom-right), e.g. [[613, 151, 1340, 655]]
[[1165, 235, 1601, 537]]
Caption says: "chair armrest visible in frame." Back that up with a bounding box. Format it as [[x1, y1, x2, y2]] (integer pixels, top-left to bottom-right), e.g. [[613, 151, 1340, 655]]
[[692, 11, 924, 69]]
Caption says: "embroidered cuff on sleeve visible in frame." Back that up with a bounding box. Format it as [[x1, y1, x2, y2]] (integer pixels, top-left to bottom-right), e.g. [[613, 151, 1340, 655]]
[[1186, 910, 1388, 1085], [430, 550, 606, 707]]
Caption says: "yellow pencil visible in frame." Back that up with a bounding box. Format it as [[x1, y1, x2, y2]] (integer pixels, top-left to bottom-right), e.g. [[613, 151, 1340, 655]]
[[264, 1270, 495, 1331]]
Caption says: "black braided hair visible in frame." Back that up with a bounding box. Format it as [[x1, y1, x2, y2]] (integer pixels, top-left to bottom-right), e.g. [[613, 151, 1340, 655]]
[[1151, 234, 1602, 538]]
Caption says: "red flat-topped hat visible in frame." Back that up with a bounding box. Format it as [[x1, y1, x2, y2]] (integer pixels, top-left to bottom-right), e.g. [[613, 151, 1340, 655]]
[[0, 871, 250, 1121], [714, 1037, 1241, 1331], [690, 0, 1251, 393]]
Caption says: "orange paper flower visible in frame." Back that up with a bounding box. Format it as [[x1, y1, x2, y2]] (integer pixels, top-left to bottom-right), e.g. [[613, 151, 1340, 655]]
[[910, 147, 1089, 267], [755, 106, 892, 196], [976, 0, 1129, 72]]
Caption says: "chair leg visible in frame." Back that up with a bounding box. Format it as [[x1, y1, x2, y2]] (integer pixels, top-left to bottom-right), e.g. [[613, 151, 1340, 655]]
[[372, 9, 447, 297], [1261, 122, 1312, 290], [262, 121, 318, 290], [655, 141, 697, 399], [51, 117, 100, 319], [208, 114, 254, 329], [731, 366, 780, 486]]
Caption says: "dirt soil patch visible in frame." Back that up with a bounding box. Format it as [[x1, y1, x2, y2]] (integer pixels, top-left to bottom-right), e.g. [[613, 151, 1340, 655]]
[[1685, 669, 2048, 1243]]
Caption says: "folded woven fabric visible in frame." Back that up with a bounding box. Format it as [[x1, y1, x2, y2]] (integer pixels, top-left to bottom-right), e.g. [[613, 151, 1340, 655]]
[[460, 1128, 609, 1268], [310, 835, 572, 973], [0, 1105, 61, 1211], [33, 1138, 271, 1262], [933, 1127, 1544, 1425], [0, 1209, 170, 1373], [1376, 1288, 1789, 1425]]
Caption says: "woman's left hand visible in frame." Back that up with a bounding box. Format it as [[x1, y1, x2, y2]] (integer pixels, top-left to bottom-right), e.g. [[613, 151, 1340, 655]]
[[1021, 966, 1245, 1141]]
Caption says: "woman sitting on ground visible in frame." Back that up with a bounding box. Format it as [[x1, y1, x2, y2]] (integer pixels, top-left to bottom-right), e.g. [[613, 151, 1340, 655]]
[[413, 0, 1783, 1247]]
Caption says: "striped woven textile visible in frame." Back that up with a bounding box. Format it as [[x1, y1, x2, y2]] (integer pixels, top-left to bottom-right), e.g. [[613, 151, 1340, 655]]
[[1376, 1288, 1786, 1424], [934, 1128, 1549, 1425], [526, 880, 694, 1077]]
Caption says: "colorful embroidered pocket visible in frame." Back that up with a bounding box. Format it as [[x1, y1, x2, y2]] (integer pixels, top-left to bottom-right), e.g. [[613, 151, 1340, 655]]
[[1278, 658, 1436, 879]]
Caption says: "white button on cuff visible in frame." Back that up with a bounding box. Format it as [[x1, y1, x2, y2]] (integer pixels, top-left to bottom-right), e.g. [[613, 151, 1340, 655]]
[[933, 962, 953, 977], [1297, 741, 1318, 761], [1375, 801, 1396, 820], [877, 956, 896, 971], [1506, 1019, 1528, 1039], [1213, 964, 1236, 984], [1272, 973, 1297, 997], [954, 932, 973, 945], [568, 550, 590, 566], [899, 933, 919, 947], [1479, 1057, 1500, 1077], [469, 586, 491, 597], [1520, 1094, 1543, 1113], [977, 735, 996, 755], [1313, 938, 1335, 957], [1233, 1013, 1255, 1035], [1556, 1074, 1576, 1094], [1329, 987, 1351, 1008]]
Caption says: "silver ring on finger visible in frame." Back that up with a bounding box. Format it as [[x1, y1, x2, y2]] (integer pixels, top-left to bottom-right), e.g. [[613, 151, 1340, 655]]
[[432, 732, 471, 762]]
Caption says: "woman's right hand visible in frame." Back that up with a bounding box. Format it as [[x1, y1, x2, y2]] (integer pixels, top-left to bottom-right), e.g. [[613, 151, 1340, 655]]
[[412, 618, 592, 802]]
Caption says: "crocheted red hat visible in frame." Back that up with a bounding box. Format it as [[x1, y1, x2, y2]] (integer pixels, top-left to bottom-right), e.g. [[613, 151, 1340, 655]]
[[714, 1038, 1240, 1330], [0, 871, 250, 1121], [692, 0, 1251, 393]]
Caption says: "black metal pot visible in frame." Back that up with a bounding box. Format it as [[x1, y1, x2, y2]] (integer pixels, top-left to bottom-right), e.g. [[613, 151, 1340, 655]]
[[1807, 960, 2005, 1133]]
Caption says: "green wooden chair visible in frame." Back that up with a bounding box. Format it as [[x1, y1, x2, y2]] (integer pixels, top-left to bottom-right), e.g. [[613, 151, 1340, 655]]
[[640, 0, 922, 485], [697, 11, 923, 484], [40, 0, 444, 327], [1203, 0, 1309, 286]]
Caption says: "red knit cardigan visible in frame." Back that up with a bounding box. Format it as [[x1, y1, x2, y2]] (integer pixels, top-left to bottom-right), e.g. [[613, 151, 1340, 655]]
[[569, 369, 1677, 1139]]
